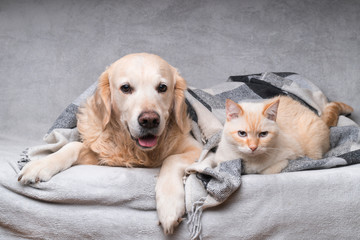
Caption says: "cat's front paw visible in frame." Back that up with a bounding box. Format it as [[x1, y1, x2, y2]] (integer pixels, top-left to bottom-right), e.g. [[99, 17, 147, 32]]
[[18, 159, 56, 184], [185, 161, 205, 174], [156, 190, 185, 234], [186, 155, 216, 174], [261, 160, 289, 174]]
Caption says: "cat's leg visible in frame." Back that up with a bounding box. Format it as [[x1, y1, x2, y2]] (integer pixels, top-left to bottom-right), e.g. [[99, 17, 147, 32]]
[[185, 152, 216, 174], [18, 141, 83, 184], [261, 160, 289, 174]]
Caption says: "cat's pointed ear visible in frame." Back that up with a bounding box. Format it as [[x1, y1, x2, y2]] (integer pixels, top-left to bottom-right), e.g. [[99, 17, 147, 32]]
[[263, 98, 280, 121], [226, 99, 243, 121]]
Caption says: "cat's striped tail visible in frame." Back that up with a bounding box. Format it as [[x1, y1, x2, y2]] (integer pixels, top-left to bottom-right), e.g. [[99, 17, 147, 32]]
[[321, 102, 354, 127]]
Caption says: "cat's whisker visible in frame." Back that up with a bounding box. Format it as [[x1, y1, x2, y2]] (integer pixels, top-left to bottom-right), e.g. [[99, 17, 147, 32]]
[[263, 147, 282, 152]]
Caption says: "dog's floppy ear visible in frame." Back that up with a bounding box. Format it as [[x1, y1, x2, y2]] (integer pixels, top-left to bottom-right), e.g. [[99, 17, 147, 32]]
[[173, 69, 189, 133], [94, 70, 111, 129]]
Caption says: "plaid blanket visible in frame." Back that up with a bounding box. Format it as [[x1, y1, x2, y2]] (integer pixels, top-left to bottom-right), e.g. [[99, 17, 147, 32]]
[[184, 72, 360, 239], [18, 72, 360, 240]]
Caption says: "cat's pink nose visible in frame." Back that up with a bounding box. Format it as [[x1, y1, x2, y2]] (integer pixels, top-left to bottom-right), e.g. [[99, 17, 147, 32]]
[[249, 145, 257, 152]]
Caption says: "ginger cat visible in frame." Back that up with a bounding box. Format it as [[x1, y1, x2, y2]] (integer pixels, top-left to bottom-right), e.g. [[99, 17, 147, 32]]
[[214, 96, 353, 174]]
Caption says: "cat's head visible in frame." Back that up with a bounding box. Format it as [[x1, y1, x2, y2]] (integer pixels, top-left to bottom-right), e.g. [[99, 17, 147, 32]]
[[224, 98, 280, 156]]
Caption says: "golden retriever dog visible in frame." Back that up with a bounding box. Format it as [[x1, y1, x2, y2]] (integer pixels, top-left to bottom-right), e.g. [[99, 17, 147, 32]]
[[18, 53, 202, 234]]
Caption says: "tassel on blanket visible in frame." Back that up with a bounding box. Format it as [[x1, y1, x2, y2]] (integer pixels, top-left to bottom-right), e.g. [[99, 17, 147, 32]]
[[185, 160, 243, 239], [187, 197, 207, 240], [19, 148, 30, 170]]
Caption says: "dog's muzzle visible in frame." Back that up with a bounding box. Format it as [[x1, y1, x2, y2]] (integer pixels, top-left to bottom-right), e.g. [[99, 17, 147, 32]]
[[138, 111, 160, 129], [135, 111, 160, 149]]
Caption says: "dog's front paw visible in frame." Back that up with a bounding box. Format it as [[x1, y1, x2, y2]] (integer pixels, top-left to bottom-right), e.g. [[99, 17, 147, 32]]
[[18, 159, 56, 184], [156, 191, 185, 234]]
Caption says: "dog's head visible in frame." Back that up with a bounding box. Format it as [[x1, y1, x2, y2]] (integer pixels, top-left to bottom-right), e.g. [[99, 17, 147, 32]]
[[94, 53, 188, 150]]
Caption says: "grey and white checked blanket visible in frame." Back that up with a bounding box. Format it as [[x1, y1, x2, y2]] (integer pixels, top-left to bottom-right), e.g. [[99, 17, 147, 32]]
[[18, 72, 360, 239], [183, 72, 360, 239]]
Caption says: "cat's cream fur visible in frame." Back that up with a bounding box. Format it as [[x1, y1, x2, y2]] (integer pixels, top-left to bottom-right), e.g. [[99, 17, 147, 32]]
[[215, 96, 353, 174]]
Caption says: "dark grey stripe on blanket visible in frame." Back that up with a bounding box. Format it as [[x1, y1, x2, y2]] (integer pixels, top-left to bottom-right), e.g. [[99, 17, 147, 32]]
[[187, 88, 212, 111], [204, 159, 242, 203], [329, 126, 359, 149], [47, 103, 78, 133], [185, 98, 198, 123], [228, 72, 296, 82], [216, 85, 262, 105], [339, 149, 360, 165], [228, 74, 319, 115], [188, 84, 262, 111], [282, 156, 347, 172]]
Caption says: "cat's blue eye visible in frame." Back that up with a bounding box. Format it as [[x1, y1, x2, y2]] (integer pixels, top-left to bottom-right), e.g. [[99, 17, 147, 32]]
[[238, 131, 247, 137], [259, 131, 268, 138]]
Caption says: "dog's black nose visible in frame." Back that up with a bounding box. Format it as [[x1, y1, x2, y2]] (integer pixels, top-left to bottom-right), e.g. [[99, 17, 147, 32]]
[[138, 111, 160, 129]]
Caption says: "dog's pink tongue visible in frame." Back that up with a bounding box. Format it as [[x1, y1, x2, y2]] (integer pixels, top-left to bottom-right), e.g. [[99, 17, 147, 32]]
[[138, 136, 158, 148]]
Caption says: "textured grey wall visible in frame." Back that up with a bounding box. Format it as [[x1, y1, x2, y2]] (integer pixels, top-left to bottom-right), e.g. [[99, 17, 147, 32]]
[[1, 0, 359, 141]]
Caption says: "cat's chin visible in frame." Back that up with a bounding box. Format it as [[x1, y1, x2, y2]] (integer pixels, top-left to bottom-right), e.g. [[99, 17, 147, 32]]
[[240, 149, 265, 157]]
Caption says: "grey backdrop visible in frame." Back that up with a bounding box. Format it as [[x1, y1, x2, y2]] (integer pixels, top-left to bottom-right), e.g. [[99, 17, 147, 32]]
[[1, 0, 359, 142]]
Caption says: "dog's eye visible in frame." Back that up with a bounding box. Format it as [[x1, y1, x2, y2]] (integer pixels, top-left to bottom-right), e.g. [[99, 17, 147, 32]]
[[157, 83, 167, 93], [120, 84, 132, 94]]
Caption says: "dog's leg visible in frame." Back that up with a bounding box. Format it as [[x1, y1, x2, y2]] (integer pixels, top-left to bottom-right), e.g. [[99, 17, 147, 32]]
[[156, 143, 201, 234], [18, 141, 83, 184]]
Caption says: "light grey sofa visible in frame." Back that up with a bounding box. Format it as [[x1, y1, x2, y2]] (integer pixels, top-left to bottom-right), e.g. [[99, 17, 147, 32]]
[[1, 1, 359, 239]]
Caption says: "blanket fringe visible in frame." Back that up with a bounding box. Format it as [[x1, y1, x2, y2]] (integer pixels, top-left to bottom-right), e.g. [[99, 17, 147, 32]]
[[187, 197, 206, 240], [18, 148, 30, 170]]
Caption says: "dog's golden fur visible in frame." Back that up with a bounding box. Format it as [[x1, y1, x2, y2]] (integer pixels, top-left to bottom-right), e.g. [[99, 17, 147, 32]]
[[77, 100, 193, 168], [18, 53, 202, 234], [76, 64, 192, 168]]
